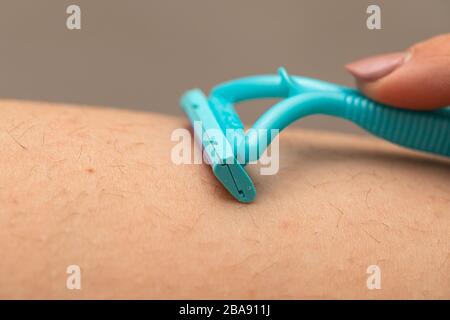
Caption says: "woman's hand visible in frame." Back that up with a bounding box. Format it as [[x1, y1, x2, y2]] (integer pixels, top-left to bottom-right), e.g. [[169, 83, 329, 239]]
[[346, 34, 450, 110]]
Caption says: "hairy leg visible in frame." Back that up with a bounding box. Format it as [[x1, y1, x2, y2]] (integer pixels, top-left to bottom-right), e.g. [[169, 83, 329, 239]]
[[0, 100, 448, 299]]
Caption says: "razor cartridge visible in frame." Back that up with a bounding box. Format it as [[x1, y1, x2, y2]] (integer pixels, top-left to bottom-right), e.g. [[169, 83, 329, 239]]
[[180, 89, 256, 203]]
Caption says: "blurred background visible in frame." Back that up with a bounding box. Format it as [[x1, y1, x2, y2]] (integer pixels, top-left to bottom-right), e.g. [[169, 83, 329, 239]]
[[0, 0, 449, 134]]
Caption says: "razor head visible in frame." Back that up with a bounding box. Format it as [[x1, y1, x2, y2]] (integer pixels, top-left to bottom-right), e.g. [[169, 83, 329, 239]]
[[180, 89, 256, 203], [212, 163, 256, 203]]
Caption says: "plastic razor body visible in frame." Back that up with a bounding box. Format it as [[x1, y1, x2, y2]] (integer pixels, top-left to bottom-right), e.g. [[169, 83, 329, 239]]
[[180, 68, 450, 203], [180, 89, 256, 202]]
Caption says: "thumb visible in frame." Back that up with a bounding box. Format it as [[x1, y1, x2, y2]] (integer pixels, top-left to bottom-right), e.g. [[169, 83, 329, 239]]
[[345, 34, 450, 110]]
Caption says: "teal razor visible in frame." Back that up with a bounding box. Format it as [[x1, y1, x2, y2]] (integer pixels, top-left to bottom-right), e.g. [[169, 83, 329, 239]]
[[180, 67, 450, 203]]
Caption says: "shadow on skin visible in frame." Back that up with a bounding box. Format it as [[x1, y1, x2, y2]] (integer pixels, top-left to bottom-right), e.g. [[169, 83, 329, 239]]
[[249, 134, 450, 201], [302, 143, 450, 171], [181, 122, 449, 203]]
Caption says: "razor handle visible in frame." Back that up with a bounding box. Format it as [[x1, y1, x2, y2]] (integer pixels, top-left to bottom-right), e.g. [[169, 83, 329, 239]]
[[342, 94, 450, 158]]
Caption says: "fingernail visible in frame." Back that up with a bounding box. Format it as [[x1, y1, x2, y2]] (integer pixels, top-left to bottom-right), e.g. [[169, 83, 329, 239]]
[[345, 52, 409, 82]]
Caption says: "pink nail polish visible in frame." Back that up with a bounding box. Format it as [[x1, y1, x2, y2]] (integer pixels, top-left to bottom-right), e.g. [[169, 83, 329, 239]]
[[345, 52, 407, 82]]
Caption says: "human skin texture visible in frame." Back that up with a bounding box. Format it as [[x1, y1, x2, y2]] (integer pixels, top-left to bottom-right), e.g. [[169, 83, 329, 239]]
[[0, 100, 448, 299]]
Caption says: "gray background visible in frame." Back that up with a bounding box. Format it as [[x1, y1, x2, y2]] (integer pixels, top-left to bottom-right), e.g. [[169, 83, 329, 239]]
[[0, 0, 449, 134]]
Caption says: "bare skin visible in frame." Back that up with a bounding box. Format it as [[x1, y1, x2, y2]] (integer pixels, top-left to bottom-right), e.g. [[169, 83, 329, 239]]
[[0, 99, 448, 299]]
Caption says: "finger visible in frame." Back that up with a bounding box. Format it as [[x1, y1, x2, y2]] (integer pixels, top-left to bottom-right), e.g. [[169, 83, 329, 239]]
[[345, 34, 450, 110]]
